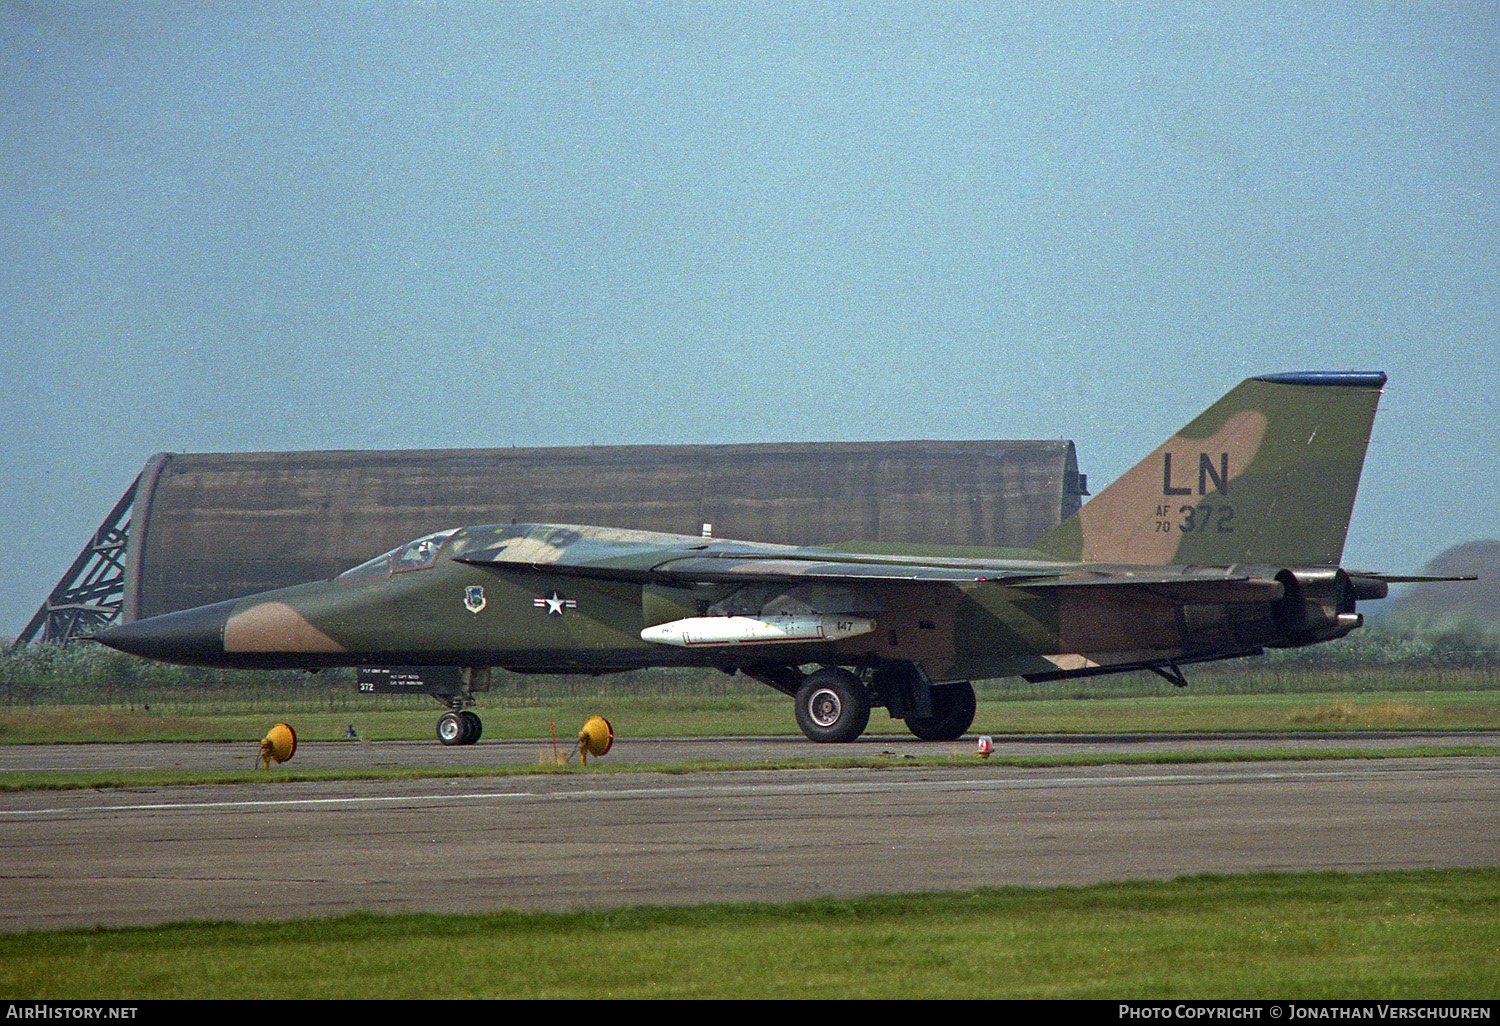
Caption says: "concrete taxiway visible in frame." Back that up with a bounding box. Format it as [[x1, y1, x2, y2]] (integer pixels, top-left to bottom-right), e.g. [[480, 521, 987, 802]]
[[0, 734, 1496, 933]]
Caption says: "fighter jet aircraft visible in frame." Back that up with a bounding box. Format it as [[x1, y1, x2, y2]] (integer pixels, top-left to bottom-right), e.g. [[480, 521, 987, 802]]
[[96, 371, 1451, 744]]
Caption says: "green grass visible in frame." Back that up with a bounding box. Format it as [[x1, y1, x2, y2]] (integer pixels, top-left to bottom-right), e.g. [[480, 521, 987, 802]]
[[0, 690, 1495, 792], [973, 690, 1500, 734], [3, 689, 1498, 744], [2, 869, 1495, 999]]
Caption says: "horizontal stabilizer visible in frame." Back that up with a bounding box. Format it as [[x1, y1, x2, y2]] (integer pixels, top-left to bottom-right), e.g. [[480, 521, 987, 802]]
[[1349, 572, 1479, 584]]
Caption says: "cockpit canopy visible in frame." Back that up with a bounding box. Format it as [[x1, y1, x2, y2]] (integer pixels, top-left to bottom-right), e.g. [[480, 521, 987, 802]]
[[335, 529, 459, 584]]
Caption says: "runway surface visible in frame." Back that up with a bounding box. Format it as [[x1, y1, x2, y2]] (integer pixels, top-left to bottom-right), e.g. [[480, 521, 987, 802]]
[[1, 736, 1497, 932]]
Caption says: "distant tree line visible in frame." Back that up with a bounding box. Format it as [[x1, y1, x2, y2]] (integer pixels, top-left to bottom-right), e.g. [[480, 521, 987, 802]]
[[1269, 611, 1500, 667], [0, 639, 366, 706]]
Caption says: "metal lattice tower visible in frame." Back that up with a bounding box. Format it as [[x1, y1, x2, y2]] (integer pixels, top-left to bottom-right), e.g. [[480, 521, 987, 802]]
[[10, 475, 138, 650]]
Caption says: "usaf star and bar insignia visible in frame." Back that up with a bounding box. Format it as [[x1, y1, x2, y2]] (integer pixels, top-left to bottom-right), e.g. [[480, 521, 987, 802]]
[[534, 591, 577, 616]]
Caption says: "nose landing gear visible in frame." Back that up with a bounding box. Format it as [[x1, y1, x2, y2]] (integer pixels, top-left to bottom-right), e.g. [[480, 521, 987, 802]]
[[436, 706, 483, 746]]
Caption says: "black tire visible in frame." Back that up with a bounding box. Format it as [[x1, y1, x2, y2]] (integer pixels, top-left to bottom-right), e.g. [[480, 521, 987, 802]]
[[437, 711, 466, 746], [904, 681, 977, 741], [794, 669, 871, 743], [460, 710, 483, 744]]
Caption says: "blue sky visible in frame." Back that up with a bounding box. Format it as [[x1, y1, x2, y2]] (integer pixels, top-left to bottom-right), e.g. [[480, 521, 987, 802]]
[[4, 2, 1498, 636]]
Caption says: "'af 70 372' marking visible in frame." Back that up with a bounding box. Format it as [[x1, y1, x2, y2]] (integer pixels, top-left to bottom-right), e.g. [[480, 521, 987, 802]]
[[1154, 503, 1235, 534]]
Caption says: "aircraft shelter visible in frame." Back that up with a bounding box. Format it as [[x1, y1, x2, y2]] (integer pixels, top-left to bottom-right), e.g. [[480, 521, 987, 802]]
[[17, 439, 1084, 646]]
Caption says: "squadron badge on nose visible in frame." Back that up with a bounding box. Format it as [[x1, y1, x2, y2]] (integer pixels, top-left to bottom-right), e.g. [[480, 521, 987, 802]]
[[464, 586, 486, 614]]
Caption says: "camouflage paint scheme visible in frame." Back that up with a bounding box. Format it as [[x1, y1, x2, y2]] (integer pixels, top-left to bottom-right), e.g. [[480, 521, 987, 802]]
[[97, 372, 1440, 743]]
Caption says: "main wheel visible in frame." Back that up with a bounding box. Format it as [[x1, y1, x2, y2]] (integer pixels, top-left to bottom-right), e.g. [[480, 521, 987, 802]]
[[794, 669, 871, 743], [460, 710, 483, 744], [904, 681, 977, 741]]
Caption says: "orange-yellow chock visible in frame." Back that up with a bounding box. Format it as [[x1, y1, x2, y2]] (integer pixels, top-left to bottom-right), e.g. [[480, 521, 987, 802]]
[[259, 722, 297, 769], [577, 716, 614, 765]]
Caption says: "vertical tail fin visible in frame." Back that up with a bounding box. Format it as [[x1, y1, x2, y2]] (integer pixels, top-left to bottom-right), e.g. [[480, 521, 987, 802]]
[[1037, 371, 1386, 567]]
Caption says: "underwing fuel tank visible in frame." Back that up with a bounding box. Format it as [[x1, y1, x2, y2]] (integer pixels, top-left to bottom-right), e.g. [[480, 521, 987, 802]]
[[640, 615, 875, 648]]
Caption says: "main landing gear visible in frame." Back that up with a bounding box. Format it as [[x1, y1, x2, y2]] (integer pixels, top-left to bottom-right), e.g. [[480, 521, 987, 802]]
[[753, 662, 977, 744], [900, 679, 978, 742], [793, 669, 872, 743]]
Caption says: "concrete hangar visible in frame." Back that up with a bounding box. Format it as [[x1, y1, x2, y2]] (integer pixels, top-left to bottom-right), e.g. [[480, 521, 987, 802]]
[[18, 439, 1086, 647]]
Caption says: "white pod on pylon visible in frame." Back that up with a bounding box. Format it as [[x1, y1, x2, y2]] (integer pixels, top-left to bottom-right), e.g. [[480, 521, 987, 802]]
[[640, 615, 875, 648]]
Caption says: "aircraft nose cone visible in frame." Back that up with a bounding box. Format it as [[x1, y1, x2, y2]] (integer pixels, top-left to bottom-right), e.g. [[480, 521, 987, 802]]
[[93, 600, 235, 666]]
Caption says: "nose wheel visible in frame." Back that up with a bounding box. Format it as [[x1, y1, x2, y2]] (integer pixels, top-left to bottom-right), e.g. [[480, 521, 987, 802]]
[[437, 709, 483, 746]]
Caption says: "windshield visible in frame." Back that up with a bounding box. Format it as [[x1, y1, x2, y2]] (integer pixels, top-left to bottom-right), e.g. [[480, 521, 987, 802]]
[[336, 529, 458, 584]]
